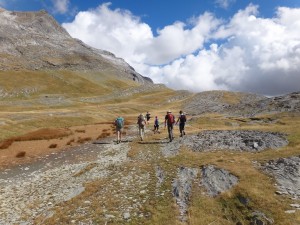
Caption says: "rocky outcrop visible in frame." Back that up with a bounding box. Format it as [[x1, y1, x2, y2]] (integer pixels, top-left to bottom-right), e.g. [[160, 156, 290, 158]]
[[264, 156, 300, 199], [0, 8, 152, 84], [200, 165, 238, 197], [183, 91, 267, 116], [172, 167, 198, 222], [184, 91, 300, 117], [184, 130, 288, 152]]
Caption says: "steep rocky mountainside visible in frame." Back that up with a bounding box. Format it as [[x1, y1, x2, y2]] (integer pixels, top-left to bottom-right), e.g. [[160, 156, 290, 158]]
[[0, 8, 151, 84]]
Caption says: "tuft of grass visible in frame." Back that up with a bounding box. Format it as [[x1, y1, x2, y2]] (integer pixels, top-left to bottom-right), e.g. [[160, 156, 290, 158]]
[[77, 137, 92, 143], [49, 143, 57, 148], [0, 139, 14, 149], [16, 151, 26, 158], [66, 138, 75, 145], [75, 129, 85, 133], [97, 132, 111, 139]]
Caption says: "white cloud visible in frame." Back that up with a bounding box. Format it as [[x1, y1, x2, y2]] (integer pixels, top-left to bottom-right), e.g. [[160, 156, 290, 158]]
[[215, 0, 236, 9], [52, 0, 69, 14], [63, 3, 300, 96], [63, 3, 153, 65]]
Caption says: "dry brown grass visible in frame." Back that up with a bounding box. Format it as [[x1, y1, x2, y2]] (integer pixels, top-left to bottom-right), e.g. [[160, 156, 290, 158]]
[[75, 129, 85, 133], [14, 128, 72, 141], [0, 139, 14, 149], [77, 137, 92, 143], [0, 128, 71, 149], [66, 138, 75, 145]]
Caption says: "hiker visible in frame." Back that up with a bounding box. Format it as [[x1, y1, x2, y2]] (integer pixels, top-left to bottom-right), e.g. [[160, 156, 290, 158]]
[[137, 113, 146, 141], [176, 110, 187, 137], [114, 116, 124, 144], [146, 112, 151, 124], [164, 110, 175, 142], [153, 116, 160, 134]]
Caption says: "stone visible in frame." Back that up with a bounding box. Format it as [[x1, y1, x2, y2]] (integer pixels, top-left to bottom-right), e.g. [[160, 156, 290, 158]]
[[123, 212, 130, 220]]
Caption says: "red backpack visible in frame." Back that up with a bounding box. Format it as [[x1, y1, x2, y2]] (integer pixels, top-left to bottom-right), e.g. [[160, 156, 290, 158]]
[[167, 114, 175, 124]]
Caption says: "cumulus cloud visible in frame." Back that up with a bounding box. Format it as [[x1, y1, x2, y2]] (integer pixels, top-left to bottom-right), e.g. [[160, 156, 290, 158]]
[[63, 3, 300, 96]]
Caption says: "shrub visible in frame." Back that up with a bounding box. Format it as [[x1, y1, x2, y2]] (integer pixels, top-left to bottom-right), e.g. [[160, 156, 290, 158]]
[[0, 139, 14, 149], [49, 143, 57, 148], [66, 138, 75, 145], [16, 151, 26, 158], [77, 137, 92, 143], [75, 129, 86, 133]]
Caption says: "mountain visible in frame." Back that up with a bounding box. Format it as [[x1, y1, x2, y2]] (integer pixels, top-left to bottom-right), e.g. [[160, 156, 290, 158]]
[[0, 8, 151, 84]]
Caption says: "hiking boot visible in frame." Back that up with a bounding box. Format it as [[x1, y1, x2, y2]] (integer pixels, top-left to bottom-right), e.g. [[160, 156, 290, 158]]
[[183, 131, 186, 135]]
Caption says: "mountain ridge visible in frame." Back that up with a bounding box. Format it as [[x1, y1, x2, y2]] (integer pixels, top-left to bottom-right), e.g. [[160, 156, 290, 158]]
[[0, 8, 151, 84]]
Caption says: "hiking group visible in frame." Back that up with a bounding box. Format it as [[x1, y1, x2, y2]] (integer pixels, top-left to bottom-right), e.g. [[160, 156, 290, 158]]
[[114, 110, 187, 143]]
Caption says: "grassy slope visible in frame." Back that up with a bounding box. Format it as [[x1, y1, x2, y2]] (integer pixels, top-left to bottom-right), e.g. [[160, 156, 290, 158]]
[[1, 70, 299, 224]]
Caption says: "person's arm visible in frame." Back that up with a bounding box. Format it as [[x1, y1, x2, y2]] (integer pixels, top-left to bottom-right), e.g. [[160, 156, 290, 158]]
[[176, 117, 180, 125]]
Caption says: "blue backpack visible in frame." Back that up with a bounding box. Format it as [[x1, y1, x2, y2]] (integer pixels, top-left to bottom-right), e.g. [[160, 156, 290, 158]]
[[116, 117, 124, 128]]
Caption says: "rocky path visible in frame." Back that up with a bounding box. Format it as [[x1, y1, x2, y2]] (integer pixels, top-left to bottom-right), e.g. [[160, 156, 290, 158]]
[[0, 138, 130, 224]]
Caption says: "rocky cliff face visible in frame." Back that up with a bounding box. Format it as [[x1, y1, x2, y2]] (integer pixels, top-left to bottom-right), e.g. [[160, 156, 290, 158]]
[[0, 8, 152, 84]]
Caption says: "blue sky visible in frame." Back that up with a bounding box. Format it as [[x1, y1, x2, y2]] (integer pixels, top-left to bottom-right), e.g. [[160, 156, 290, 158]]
[[1, 0, 300, 95]]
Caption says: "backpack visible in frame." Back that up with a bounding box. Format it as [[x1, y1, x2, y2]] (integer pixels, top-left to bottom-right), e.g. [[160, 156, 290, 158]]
[[154, 118, 159, 126], [138, 115, 146, 127], [115, 117, 123, 128], [179, 114, 186, 123], [167, 114, 175, 124]]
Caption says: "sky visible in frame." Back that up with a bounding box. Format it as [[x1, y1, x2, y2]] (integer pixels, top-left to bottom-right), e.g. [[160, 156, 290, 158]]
[[1, 1, 300, 96]]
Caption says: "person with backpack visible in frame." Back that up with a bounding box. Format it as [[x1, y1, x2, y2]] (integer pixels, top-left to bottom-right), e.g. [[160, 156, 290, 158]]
[[176, 110, 187, 137], [114, 116, 124, 144], [137, 113, 146, 141], [146, 112, 151, 124], [153, 116, 160, 134], [164, 110, 175, 142]]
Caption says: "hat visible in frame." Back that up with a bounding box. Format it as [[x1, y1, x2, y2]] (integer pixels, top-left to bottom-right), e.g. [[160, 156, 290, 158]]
[[167, 110, 171, 113]]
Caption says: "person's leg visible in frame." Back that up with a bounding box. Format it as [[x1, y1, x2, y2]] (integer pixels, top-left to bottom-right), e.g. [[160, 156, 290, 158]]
[[168, 125, 173, 142], [139, 126, 142, 140], [119, 129, 122, 142], [117, 130, 120, 143], [179, 124, 184, 137], [139, 126, 144, 141], [170, 124, 174, 140]]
